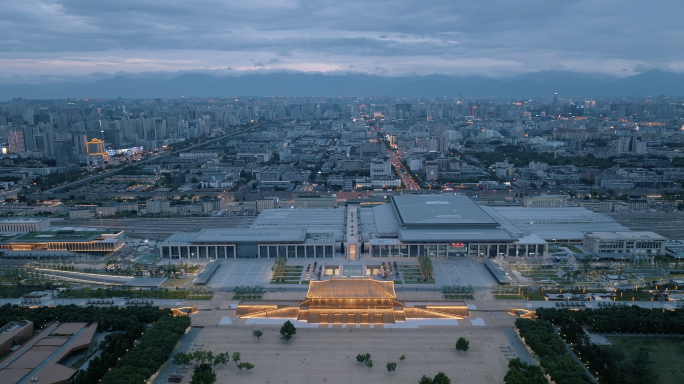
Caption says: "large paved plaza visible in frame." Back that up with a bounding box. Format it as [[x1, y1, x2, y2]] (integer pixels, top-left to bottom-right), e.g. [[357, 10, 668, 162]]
[[170, 313, 522, 384], [157, 305, 530, 384], [201, 257, 501, 290]]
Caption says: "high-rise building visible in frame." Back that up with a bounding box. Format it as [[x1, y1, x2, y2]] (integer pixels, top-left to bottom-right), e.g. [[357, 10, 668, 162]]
[[7, 130, 25, 154], [86, 138, 106, 155], [53, 140, 74, 167], [424, 161, 439, 181], [370, 156, 392, 178], [73, 132, 88, 157], [615, 137, 631, 154]]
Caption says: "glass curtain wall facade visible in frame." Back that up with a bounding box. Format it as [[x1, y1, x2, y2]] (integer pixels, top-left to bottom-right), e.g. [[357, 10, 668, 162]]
[[369, 242, 547, 258], [161, 244, 334, 259]]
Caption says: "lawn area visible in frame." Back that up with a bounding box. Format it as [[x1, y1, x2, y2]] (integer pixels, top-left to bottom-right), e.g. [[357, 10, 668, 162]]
[[233, 294, 263, 300], [493, 294, 523, 300], [605, 337, 684, 384], [521, 291, 547, 301], [567, 245, 583, 253], [271, 265, 303, 283], [398, 265, 434, 283], [615, 290, 654, 301], [444, 294, 474, 300], [160, 278, 190, 288]]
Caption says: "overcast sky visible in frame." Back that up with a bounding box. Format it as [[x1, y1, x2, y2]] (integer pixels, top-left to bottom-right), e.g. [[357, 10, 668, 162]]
[[1, 0, 683, 83]]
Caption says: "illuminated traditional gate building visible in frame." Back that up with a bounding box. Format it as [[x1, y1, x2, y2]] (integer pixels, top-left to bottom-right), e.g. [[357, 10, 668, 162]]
[[237, 278, 468, 324]]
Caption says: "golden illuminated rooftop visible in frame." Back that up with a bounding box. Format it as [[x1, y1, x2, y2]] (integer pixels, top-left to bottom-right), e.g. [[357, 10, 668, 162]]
[[237, 278, 469, 324], [306, 278, 396, 300]]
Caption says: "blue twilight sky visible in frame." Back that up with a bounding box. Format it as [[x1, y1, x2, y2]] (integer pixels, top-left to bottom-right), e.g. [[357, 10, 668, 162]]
[[0, 0, 682, 84]]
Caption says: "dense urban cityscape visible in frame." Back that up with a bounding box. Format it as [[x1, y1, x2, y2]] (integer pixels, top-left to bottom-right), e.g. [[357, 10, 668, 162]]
[[0, 93, 683, 384], [1, 0, 684, 383]]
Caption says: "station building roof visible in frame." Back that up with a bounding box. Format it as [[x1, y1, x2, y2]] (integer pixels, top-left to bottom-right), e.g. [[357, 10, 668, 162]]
[[481, 206, 629, 242], [583, 231, 667, 241], [391, 194, 499, 228], [163, 228, 335, 245], [194, 228, 307, 243], [306, 279, 396, 299], [396, 228, 517, 243], [252, 209, 346, 242]]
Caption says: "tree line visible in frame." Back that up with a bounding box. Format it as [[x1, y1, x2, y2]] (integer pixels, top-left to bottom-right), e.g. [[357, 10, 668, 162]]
[[558, 322, 652, 384], [72, 322, 145, 384], [503, 358, 546, 384], [515, 318, 593, 384], [0, 303, 168, 331], [468, 144, 627, 169], [536, 306, 684, 334], [99, 313, 191, 384], [418, 255, 434, 281]]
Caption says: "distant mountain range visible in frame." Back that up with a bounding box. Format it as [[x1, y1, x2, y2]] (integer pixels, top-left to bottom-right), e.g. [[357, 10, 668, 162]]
[[1, 69, 684, 100]]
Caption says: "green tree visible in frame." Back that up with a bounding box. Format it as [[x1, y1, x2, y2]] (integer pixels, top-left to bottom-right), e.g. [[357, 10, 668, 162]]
[[280, 320, 297, 344], [237, 362, 254, 373], [456, 337, 470, 354], [192, 350, 208, 365], [398, 354, 406, 365], [232, 351, 241, 367], [386, 362, 397, 375], [173, 352, 190, 367], [504, 358, 546, 384], [271, 257, 287, 281], [253, 330, 263, 341], [189, 363, 216, 384], [419, 375, 434, 384], [213, 353, 225, 368], [356, 354, 366, 365], [364, 359, 373, 372], [433, 372, 451, 384], [418, 256, 433, 280]]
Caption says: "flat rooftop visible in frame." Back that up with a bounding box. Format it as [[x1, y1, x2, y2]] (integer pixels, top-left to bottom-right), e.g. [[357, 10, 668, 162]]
[[0, 218, 49, 224], [12, 231, 104, 242], [163, 227, 335, 245], [396, 228, 516, 242], [254, 209, 345, 226], [195, 228, 308, 243], [482, 206, 629, 241], [392, 194, 499, 228], [584, 231, 667, 240]]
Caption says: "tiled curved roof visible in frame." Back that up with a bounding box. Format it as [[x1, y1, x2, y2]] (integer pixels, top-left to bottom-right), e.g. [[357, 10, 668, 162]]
[[306, 279, 396, 299]]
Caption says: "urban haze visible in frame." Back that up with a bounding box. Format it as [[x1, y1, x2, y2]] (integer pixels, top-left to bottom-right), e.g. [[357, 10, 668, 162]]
[[0, 2, 683, 384]]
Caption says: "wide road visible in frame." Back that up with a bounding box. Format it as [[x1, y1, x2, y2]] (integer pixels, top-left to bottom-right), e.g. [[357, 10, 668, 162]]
[[376, 133, 421, 190], [59, 216, 257, 240], [41, 123, 265, 194]]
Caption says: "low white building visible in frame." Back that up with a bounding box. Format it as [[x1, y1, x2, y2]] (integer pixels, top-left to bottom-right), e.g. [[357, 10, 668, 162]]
[[582, 231, 666, 255]]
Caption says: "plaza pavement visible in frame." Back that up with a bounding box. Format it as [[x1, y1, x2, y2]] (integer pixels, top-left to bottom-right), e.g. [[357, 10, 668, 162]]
[[205, 257, 500, 290], [172, 307, 522, 384]]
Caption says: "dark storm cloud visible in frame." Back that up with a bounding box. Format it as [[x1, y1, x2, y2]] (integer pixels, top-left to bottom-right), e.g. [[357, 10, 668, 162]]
[[0, 0, 683, 77]]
